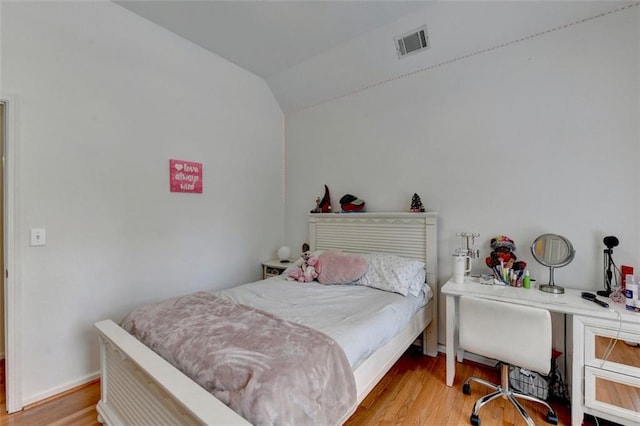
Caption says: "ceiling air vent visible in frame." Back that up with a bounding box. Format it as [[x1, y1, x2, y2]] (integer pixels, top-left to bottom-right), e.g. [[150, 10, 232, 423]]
[[395, 25, 429, 58]]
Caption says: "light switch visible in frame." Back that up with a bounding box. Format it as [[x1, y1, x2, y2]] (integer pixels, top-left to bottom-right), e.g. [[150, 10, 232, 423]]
[[30, 228, 46, 246]]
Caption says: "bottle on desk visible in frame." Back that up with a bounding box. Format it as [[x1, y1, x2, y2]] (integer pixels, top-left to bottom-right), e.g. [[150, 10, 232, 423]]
[[523, 270, 531, 289], [626, 274, 639, 311]]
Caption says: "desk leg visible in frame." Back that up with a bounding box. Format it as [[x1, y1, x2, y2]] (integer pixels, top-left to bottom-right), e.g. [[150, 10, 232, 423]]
[[571, 316, 584, 426], [446, 294, 457, 387]]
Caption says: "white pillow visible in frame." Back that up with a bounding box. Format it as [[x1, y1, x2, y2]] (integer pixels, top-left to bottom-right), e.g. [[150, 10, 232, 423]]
[[407, 265, 427, 297], [356, 253, 426, 296]]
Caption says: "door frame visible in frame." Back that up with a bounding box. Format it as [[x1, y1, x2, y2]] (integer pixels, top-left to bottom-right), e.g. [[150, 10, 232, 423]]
[[2, 93, 23, 413]]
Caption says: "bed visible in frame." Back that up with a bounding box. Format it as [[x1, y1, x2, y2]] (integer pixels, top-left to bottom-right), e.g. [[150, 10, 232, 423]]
[[94, 212, 438, 425]]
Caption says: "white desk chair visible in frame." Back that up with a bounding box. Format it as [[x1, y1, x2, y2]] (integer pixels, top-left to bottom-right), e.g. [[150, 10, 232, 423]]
[[459, 295, 558, 426]]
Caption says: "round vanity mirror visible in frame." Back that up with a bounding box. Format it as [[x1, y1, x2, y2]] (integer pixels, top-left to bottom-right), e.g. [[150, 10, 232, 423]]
[[531, 233, 575, 294]]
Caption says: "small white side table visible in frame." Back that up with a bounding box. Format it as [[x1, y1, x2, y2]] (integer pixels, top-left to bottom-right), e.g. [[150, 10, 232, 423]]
[[261, 259, 291, 279]]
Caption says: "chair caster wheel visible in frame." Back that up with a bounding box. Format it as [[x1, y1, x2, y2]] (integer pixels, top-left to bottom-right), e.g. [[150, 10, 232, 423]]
[[462, 383, 471, 395], [546, 411, 558, 425], [470, 413, 480, 426]]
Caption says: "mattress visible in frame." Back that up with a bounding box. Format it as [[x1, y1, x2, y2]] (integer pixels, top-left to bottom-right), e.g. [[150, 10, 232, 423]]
[[216, 277, 431, 369]]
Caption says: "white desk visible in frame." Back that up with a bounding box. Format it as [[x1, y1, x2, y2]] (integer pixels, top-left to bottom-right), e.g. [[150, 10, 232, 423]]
[[442, 277, 640, 426]]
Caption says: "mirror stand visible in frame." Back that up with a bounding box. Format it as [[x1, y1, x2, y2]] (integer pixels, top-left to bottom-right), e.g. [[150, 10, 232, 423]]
[[539, 266, 565, 294], [531, 233, 575, 295]]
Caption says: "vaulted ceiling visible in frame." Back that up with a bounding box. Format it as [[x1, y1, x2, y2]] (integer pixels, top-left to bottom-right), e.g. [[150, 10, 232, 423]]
[[114, 1, 628, 113], [115, 0, 433, 111], [115, 1, 429, 79]]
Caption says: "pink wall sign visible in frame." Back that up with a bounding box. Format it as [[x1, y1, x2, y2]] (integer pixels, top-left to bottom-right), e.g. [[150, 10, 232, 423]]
[[170, 159, 203, 193]]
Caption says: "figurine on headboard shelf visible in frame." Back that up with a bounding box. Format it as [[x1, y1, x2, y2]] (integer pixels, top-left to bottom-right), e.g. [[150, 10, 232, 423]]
[[410, 193, 425, 212], [310, 185, 332, 213], [340, 194, 366, 212]]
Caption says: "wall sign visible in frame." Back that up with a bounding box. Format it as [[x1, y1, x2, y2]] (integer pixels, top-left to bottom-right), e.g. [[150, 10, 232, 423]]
[[170, 159, 203, 193]]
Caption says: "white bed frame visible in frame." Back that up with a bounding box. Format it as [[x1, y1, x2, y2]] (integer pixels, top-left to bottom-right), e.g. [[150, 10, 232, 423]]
[[94, 212, 438, 425]]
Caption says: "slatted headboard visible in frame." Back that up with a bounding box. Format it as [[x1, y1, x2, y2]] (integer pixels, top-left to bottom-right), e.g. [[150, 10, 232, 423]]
[[309, 212, 438, 289], [309, 212, 438, 344]]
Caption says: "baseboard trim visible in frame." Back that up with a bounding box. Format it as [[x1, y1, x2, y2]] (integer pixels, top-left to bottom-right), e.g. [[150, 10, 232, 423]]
[[23, 371, 100, 408]]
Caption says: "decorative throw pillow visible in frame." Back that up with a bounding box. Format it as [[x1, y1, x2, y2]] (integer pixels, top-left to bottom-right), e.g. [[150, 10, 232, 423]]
[[317, 249, 368, 285], [356, 253, 426, 296]]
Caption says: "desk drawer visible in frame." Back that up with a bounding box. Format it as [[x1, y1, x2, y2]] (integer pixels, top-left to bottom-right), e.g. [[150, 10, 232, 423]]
[[584, 324, 640, 377], [584, 366, 640, 424]]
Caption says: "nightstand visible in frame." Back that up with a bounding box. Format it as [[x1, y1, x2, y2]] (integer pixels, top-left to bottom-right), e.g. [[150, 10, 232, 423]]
[[261, 259, 292, 279]]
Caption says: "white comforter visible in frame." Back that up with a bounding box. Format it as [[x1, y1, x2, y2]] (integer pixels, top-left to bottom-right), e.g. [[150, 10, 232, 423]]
[[216, 277, 431, 369]]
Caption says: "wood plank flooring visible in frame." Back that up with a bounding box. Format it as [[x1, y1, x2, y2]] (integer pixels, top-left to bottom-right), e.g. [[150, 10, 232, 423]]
[[0, 350, 588, 425], [0, 359, 100, 426], [345, 347, 572, 426]]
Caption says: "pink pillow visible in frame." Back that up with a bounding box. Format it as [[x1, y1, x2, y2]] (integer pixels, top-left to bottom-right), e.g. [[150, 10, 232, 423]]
[[318, 249, 368, 285]]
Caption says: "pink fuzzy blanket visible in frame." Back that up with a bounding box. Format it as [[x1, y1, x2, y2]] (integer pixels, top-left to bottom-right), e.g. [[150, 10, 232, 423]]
[[120, 292, 356, 425]]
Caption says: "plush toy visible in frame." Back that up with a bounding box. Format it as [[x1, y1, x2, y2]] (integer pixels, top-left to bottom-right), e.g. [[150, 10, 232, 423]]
[[287, 242, 322, 282], [287, 255, 322, 282], [301, 242, 311, 260]]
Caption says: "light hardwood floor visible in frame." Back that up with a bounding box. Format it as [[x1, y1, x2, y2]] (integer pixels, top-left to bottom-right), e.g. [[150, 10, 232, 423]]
[[0, 350, 599, 426], [0, 359, 100, 426]]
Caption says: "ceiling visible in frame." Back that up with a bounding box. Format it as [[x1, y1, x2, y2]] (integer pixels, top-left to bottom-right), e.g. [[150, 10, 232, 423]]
[[114, 1, 627, 113], [115, 1, 430, 79]]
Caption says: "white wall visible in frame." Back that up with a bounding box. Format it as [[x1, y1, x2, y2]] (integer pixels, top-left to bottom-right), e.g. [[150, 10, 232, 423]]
[[1, 1, 283, 404], [284, 3, 640, 342]]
